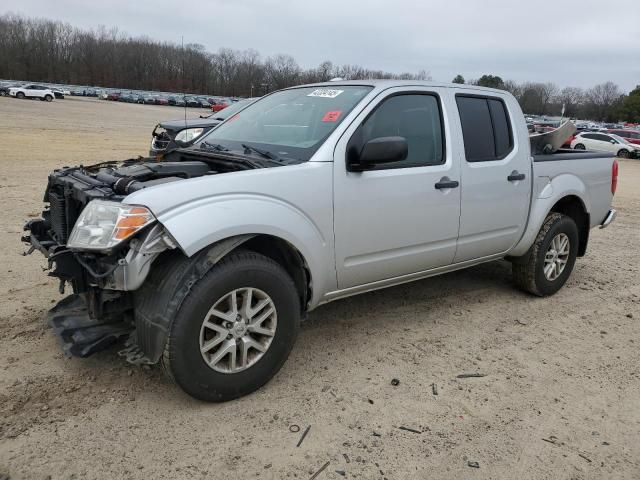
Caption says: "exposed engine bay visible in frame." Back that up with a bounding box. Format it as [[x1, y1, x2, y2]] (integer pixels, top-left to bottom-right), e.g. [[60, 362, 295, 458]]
[[21, 152, 268, 360]]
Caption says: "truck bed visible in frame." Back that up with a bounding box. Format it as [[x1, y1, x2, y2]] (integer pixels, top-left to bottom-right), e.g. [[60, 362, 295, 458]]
[[532, 150, 615, 229], [533, 149, 615, 162]]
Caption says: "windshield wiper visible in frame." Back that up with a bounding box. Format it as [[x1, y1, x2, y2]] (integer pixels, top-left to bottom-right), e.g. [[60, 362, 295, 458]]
[[200, 141, 229, 152], [241, 143, 280, 161]]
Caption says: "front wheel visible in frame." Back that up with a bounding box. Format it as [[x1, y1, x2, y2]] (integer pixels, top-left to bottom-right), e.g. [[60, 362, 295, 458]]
[[16, 92, 25, 99], [44, 94, 53, 102], [574, 143, 585, 150], [617, 149, 630, 159], [162, 251, 300, 402], [512, 213, 579, 296]]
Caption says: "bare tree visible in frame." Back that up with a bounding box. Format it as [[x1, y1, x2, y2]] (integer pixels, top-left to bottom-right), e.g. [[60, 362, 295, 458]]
[[264, 54, 300, 90], [585, 82, 623, 121], [557, 87, 584, 117]]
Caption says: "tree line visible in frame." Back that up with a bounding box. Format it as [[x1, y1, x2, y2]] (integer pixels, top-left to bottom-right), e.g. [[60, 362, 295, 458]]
[[453, 74, 639, 123], [0, 13, 429, 97], [1, 13, 637, 122]]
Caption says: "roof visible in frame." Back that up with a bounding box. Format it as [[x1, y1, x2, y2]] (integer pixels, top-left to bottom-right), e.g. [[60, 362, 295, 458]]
[[290, 79, 511, 95]]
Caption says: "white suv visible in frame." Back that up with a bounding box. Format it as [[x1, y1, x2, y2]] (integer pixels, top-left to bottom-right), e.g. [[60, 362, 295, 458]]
[[571, 132, 639, 158], [9, 84, 55, 102]]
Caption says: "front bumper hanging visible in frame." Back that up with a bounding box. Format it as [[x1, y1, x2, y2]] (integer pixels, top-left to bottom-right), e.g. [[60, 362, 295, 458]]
[[48, 294, 133, 357]]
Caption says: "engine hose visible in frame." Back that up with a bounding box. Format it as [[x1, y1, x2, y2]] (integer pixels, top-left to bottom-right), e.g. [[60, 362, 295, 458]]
[[74, 254, 120, 279]]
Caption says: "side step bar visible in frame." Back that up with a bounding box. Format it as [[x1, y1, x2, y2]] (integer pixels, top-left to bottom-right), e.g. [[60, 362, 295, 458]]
[[48, 294, 133, 357]]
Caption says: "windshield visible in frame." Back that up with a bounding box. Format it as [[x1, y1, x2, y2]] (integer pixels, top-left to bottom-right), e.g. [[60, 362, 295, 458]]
[[610, 134, 627, 144], [208, 99, 255, 120], [194, 85, 373, 162]]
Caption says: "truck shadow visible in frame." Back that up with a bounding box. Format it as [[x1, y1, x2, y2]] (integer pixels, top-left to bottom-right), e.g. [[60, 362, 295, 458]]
[[304, 259, 516, 331]]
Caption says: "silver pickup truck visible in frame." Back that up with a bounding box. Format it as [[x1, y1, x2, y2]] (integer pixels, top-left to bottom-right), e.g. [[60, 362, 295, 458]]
[[23, 81, 618, 401]]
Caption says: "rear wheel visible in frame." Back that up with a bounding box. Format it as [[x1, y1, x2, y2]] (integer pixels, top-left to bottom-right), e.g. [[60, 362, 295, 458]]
[[574, 143, 585, 150], [162, 250, 300, 402], [16, 92, 25, 99], [617, 149, 630, 159], [512, 213, 579, 296]]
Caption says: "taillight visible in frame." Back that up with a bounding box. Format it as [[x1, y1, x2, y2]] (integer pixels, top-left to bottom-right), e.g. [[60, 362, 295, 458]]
[[611, 159, 618, 195]]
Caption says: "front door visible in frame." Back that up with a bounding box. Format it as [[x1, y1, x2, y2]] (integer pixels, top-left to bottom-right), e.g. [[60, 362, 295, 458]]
[[333, 89, 461, 289]]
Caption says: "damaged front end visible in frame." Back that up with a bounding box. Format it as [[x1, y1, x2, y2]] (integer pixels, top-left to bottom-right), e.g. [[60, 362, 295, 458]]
[[22, 159, 196, 361]]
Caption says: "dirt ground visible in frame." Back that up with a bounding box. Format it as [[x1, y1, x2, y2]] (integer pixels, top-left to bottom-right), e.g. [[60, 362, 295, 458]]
[[0, 96, 639, 480]]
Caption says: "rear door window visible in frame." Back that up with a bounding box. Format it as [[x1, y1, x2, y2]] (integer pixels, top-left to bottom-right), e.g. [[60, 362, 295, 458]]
[[456, 95, 513, 162]]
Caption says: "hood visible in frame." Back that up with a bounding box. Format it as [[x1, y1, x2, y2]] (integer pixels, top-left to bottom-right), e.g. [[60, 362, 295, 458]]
[[159, 118, 222, 131]]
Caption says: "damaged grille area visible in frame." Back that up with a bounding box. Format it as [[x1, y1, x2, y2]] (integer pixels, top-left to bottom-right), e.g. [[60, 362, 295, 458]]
[[47, 186, 83, 244], [48, 190, 70, 243]]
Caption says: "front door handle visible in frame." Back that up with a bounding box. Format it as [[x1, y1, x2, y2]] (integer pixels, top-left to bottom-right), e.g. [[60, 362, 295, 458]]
[[434, 178, 459, 190], [507, 171, 526, 182]]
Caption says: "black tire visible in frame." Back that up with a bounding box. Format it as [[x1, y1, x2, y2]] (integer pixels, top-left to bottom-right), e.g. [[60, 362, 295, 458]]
[[162, 250, 300, 402], [574, 143, 585, 150], [44, 94, 53, 102], [617, 149, 630, 159], [16, 92, 25, 99], [512, 213, 579, 296]]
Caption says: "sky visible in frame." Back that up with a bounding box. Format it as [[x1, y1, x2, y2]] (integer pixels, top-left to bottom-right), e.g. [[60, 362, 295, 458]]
[[4, 0, 640, 92]]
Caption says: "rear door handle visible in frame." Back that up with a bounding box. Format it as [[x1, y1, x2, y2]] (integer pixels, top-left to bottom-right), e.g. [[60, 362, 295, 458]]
[[507, 171, 526, 182], [434, 178, 459, 190]]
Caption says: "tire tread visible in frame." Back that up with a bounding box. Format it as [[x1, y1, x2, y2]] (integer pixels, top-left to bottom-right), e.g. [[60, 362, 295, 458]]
[[513, 212, 563, 296]]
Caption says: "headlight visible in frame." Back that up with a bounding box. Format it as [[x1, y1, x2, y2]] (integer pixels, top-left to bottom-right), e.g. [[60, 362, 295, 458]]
[[174, 127, 204, 143], [67, 200, 155, 250]]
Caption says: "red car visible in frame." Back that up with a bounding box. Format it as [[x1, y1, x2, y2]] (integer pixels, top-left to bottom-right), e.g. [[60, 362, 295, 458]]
[[211, 100, 230, 112], [106, 92, 121, 101], [607, 129, 640, 145], [562, 134, 576, 148]]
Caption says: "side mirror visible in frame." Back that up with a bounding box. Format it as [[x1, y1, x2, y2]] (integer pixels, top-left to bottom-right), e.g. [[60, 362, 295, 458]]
[[348, 136, 408, 171], [610, 139, 616, 144]]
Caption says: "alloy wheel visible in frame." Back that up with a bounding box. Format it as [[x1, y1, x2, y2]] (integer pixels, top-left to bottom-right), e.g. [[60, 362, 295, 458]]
[[544, 233, 570, 281], [199, 287, 277, 373]]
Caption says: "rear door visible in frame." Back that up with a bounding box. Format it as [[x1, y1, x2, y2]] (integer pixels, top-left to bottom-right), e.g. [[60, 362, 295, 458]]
[[454, 93, 531, 262], [24, 85, 37, 98], [586, 133, 617, 153], [333, 87, 461, 289]]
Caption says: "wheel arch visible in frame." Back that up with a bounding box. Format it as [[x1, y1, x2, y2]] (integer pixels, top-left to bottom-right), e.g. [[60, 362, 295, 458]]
[[509, 175, 591, 260], [132, 233, 313, 364], [548, 195, 589, 257]]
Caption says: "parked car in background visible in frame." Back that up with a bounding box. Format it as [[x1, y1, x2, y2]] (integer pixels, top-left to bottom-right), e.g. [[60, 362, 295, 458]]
[[211, 99, 231, 112], [196, 97, 210, 108], [106, 92, 121, 101], [51, 88, 65, 99], [149, 97, 256, 156], [9, 84, 55, 101], [607, 129, 640, 146], [0, 83, 22, 96], [155, 96, 169, 106], [571, 132, 640, 158], [184, 96, 201, 108], [168, 95, 186, 107]]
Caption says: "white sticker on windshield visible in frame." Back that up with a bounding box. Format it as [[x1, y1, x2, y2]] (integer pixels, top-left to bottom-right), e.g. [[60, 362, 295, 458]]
[[307, 89, 344, 98]]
